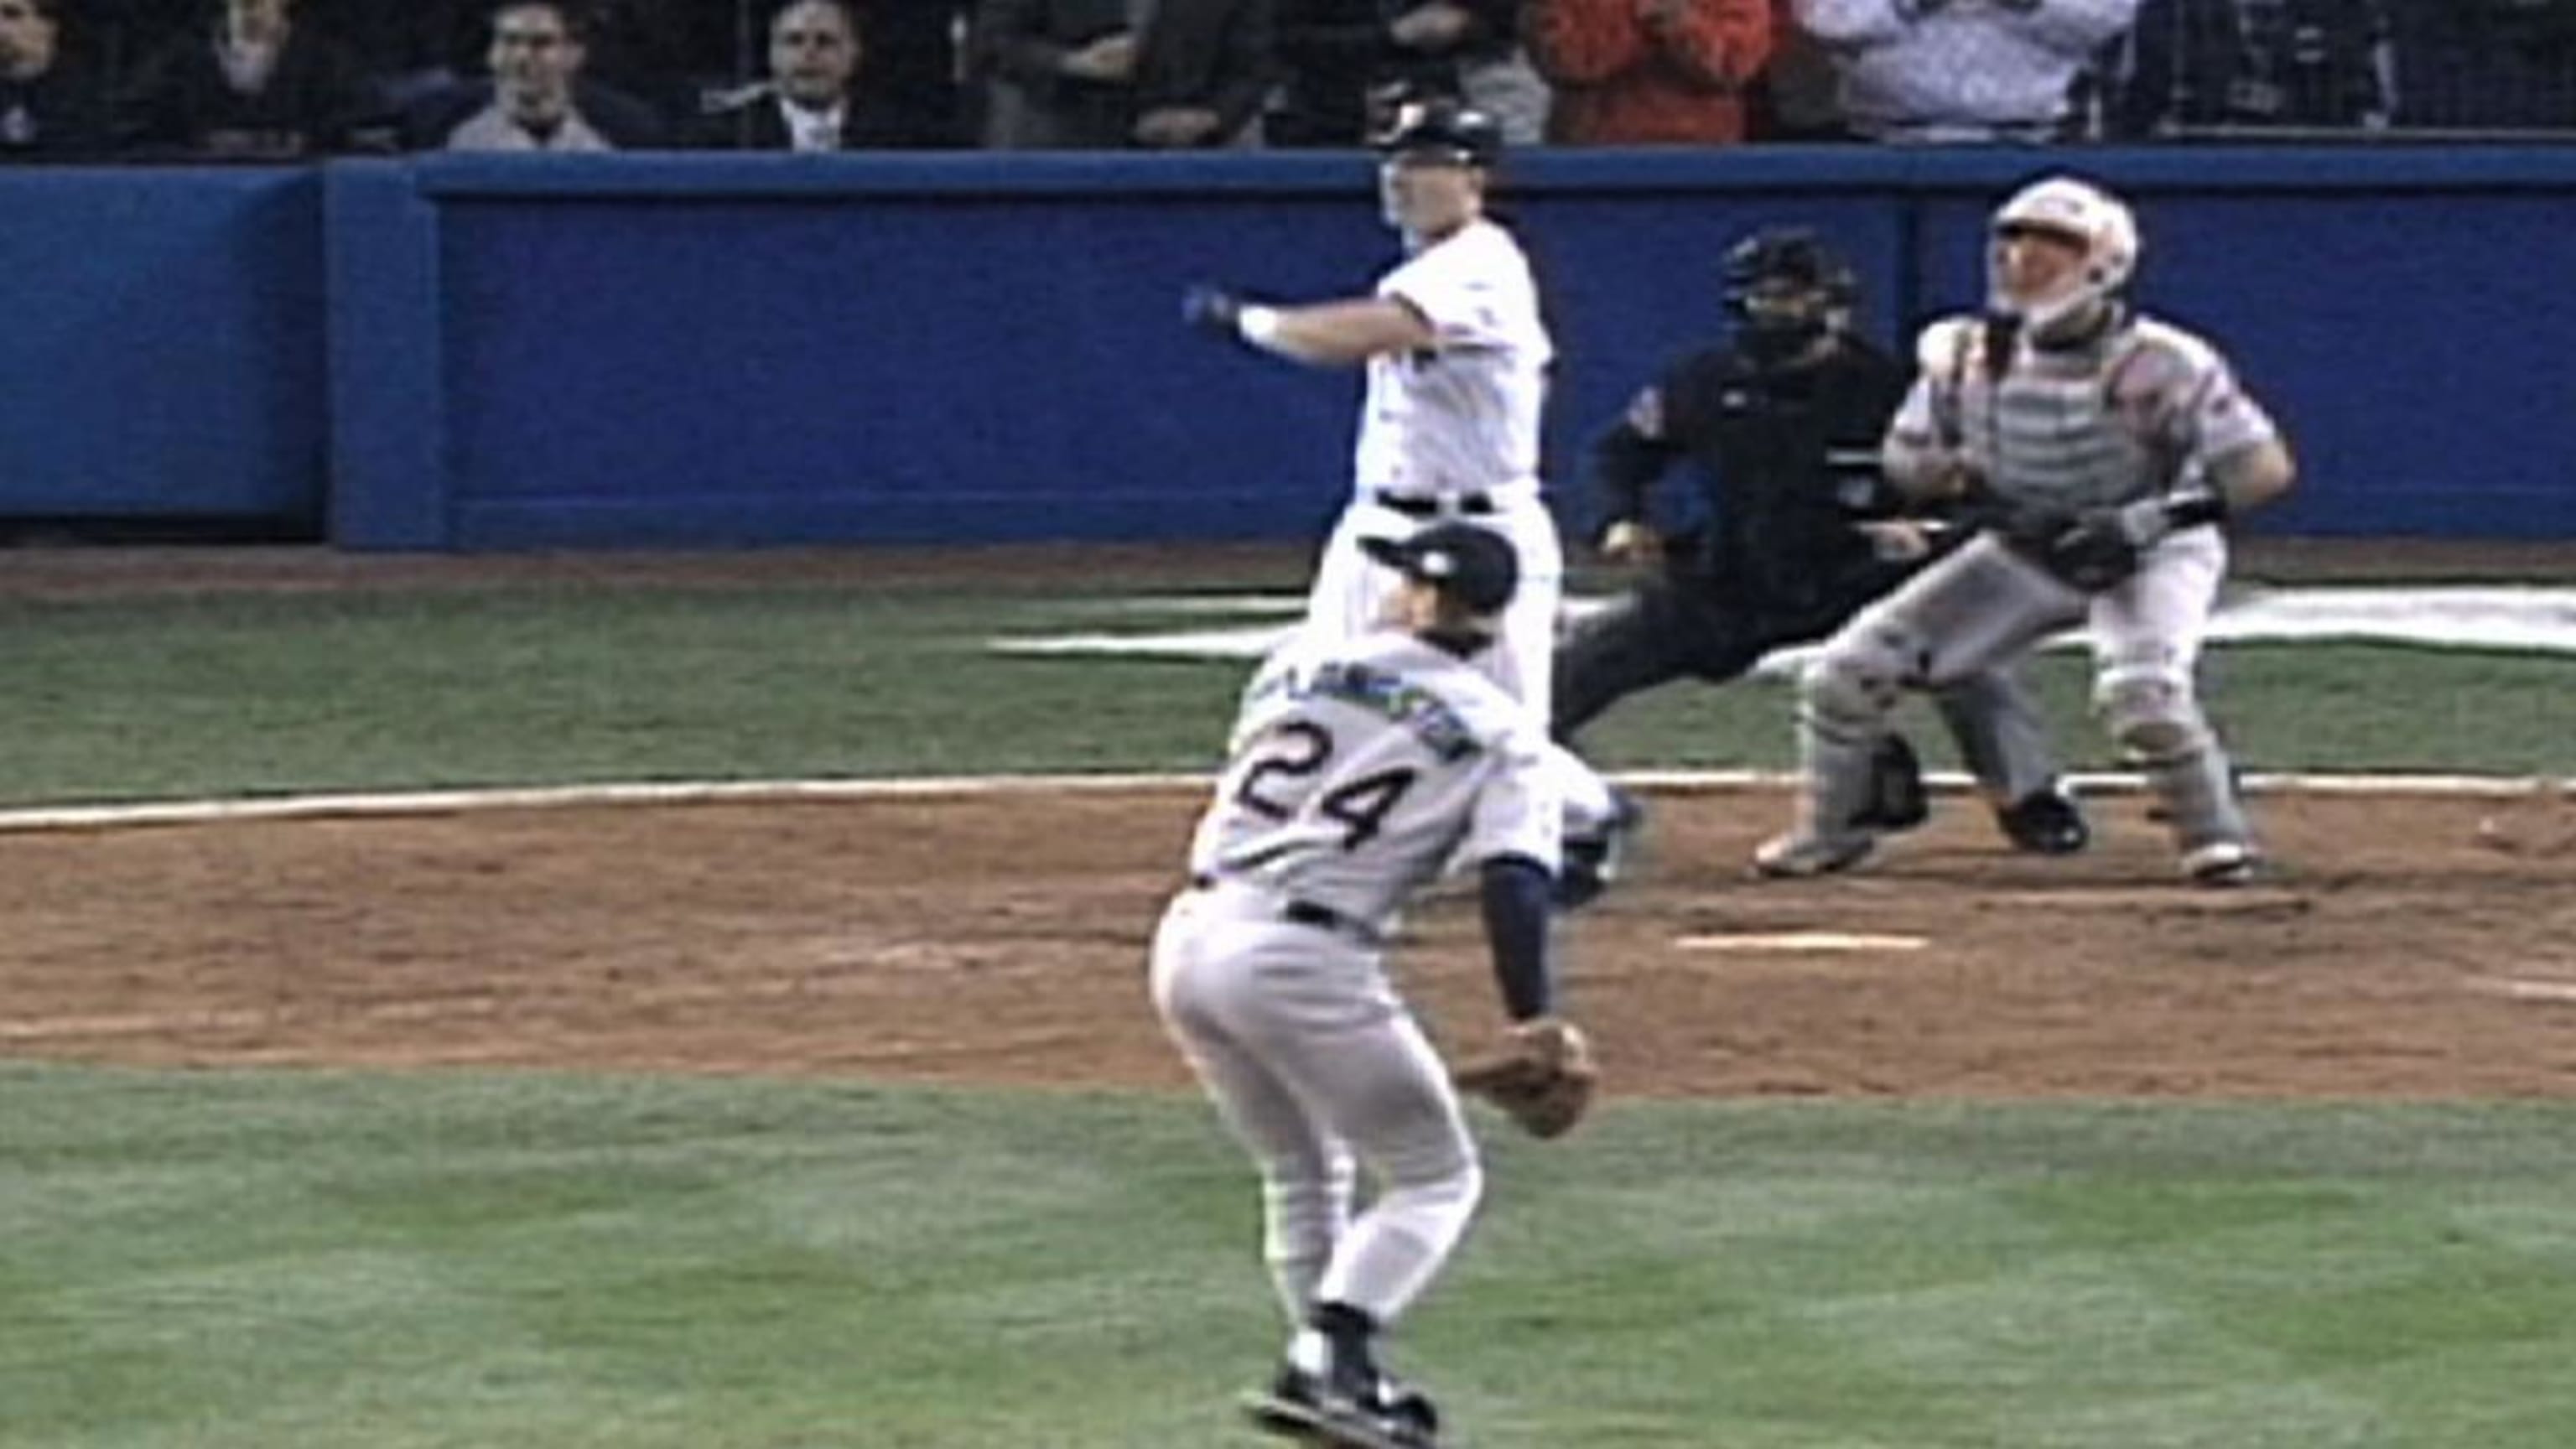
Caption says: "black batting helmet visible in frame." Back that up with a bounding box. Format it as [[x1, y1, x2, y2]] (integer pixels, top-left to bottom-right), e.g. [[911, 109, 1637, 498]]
[[1369, 94, 1504, 168]]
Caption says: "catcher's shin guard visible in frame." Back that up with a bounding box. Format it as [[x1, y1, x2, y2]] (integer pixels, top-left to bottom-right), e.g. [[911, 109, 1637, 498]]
[[1765, 715, 1884, 879]]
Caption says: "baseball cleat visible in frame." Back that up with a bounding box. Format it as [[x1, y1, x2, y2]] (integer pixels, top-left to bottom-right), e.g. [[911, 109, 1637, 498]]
[[1243, 1363, 1441, 1449], [1995, 785, 2090, 855], [2180, 839, 2261, 886], [1751, 830, 1877, 880], [1556, 787, 1646, 910]]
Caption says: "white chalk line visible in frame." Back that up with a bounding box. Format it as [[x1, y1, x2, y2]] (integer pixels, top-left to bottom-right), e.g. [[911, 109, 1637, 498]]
[[993, 584, 2576, 665], [2464, 977, 2576, 1005], [0, 769, 2568, 837], [1676, 932, 1929, 953]]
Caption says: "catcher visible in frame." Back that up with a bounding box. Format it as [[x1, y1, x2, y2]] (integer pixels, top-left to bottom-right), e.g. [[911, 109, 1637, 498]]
[[1150, 520, 1597, 1449], [1757, 175, 2297, 884]]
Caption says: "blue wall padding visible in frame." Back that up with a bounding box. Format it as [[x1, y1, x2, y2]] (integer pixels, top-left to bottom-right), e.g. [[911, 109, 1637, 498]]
[[5, 149, 2573, 547]]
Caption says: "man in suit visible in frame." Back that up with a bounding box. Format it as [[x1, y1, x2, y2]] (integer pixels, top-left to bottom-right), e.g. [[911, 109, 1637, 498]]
[[697, 0, 929, 148], [407, 0, 663, 151]]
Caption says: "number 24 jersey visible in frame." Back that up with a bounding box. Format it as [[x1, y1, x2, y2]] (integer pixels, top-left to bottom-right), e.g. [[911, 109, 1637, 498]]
[[1188, 630, 1564, 937]]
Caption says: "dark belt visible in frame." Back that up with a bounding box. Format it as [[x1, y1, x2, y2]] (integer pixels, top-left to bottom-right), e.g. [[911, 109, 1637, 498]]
[[1189, 873, 1372, 940], [1373, 490, 1496, 518]]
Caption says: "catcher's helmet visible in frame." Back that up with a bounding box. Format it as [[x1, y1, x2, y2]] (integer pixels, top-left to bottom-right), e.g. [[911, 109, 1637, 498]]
[[1370, 95, 1504, 168], [1988, 175, 2137, 335]]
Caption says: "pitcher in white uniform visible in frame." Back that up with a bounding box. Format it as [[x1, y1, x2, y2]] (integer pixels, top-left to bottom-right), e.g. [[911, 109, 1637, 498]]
[[1184, 94, 1639, 907], [1152, 521, 1585, 1449], [1755, 174, 2298, 886]]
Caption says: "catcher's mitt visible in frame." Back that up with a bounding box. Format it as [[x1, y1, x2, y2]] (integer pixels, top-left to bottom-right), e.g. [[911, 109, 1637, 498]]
[[2033, 508, 2144, 591], [1975, 501, 2139, 593], [1452, 1018, 1597, 1140]]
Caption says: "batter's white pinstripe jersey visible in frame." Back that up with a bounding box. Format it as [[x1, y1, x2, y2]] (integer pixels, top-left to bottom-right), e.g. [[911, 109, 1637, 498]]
[[1890, 311, 2282, 515], [1354, 219, 1554, 501], [1189, 630, 1562, 936]]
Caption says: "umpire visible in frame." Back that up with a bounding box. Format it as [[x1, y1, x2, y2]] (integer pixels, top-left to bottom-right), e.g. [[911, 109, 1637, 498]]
[[1555, 226, 2089, 852]]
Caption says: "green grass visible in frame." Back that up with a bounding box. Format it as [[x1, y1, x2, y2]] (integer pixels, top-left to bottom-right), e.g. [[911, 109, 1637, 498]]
[[0, 588, 1249, 805], [3, 1066, 2573, 1448], [1579, 642, 2576, 777], [0, 583, 2568, 808]]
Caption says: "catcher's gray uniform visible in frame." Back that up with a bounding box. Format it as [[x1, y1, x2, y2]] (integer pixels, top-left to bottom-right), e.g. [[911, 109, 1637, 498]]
[[1152, 625, 1560, 1336], [1767, 236, 2286, 882]]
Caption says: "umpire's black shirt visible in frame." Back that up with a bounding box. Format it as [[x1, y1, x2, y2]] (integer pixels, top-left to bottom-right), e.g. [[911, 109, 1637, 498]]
[[1592, 332, 1912, 625]]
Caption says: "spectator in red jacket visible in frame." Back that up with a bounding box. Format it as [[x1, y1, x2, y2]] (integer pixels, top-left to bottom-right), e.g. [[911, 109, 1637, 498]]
[[1524, 0, 1771, 143]]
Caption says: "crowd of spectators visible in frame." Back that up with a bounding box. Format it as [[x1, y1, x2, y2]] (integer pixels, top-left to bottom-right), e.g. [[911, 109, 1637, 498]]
[[3, 0, 2573, 160]]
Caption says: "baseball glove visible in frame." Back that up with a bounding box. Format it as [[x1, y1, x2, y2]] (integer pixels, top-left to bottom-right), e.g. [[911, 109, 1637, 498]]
[[1452, 1018, 1597, 1140], [1972, 501, 2139, 593], [2033, 508, 2145, 591]]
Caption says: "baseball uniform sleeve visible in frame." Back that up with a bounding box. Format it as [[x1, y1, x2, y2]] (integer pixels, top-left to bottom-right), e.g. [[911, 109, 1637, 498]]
[[2127, 331, 2279, 470], [1379, 228, 1523, 352], [1883, 315, 1981, 489], [1458, 719, 1564, 873], [2173, 356, 2280, 469]]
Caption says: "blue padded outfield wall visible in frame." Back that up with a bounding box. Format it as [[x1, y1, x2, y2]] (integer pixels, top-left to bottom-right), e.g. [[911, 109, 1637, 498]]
[[6, 148, 2576, 548], [0, 167, 326, 527]]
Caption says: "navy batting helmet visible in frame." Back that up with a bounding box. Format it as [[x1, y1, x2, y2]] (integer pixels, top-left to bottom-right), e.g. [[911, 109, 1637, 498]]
[[1361, 522, 1519, 615], [1369, 95, 1504, 168]]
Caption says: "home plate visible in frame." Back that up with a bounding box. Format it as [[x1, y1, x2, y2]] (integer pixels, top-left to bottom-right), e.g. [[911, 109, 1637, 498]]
[[1676, 932, 1929, 953]]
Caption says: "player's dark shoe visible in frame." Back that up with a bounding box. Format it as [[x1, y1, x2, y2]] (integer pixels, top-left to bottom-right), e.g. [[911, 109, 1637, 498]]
[[1243, 1363, 1441, 1449], [1995, 785, 2090, 855], [1849, 734, 1930, 834], [1555, 786, 1646, 911]]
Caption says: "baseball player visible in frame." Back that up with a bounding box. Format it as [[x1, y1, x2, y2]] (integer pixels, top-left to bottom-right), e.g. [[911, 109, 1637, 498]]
[[1152, 521, 1588, 1449], [1756, 174, 2297, 885], [1184, 93, 1640, 907], [1557, 225, 2088, 855]]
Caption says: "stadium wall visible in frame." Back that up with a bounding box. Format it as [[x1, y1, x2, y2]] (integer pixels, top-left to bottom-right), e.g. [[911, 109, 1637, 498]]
[[4, 149, 2572, 548]]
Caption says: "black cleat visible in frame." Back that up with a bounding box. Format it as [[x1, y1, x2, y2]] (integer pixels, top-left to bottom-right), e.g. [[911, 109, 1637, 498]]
[[1556, 786, 1646, 910], [1243, 1363, 1441, 1449], [1995, 785, 2090, 855], [1849, 734, 1930, 834]]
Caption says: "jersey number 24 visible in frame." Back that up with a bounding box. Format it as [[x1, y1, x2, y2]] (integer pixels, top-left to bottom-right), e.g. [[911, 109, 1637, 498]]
[[1234, 720, 1418, 850]]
